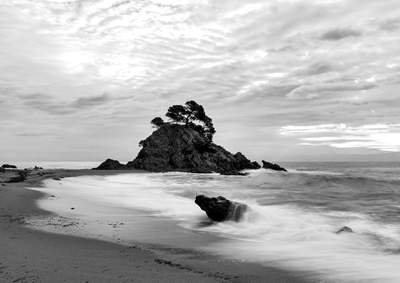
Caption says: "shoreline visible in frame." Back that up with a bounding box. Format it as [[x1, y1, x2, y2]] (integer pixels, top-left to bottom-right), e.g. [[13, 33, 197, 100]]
[[0, 168, 315, 283]]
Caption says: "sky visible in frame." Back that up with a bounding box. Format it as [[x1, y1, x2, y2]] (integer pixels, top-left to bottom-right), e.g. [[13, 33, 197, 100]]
[[1, 0, 400, 163]]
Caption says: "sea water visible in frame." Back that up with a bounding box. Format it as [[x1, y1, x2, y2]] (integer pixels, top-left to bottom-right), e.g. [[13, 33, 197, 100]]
[[38, 162, 400, 283], [2, 161, 103, 170]]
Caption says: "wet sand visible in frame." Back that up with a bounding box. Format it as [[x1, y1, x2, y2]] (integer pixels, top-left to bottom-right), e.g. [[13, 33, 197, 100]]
[[0, 168, 314, 283]]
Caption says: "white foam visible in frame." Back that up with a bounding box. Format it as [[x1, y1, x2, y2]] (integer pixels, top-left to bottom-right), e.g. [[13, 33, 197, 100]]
[[33, 172, 400, 283]]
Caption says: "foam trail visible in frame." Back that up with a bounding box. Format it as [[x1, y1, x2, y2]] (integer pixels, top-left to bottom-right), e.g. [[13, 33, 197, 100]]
[[34, 170, 400, 283]]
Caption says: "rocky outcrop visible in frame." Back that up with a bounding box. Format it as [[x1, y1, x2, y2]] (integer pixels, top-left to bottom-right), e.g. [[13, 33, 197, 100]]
[[195, 195, 249, 222], [234, 152, 260, 170], [126, 124, 260, 174], [1, 164, 17, 169], [262, 160, 287, 172], [95, 159, 128, 170]]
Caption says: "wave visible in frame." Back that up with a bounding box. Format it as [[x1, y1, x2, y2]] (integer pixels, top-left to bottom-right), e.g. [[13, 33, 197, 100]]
[[37, 170, 400, 283]]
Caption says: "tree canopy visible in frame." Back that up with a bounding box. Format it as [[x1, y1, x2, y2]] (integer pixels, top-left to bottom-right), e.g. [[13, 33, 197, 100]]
[[150, 100, 216, 142], [150, 117, 164, 128]]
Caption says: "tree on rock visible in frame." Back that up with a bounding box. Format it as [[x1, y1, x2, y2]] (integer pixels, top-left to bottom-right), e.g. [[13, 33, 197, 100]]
[[166, 101, 206, 126], [165, 100, 215, 142], [150, 117, 165, 128]]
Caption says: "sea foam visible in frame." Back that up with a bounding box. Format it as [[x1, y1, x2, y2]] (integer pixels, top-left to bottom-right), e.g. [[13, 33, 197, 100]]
[[34, 168, 400, 283]]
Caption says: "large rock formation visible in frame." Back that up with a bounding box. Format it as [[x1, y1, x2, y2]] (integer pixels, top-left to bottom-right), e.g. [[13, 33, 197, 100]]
[[126, 124, 260, 174], [262, 160, 287, 172], [195, 195, 249, 222]]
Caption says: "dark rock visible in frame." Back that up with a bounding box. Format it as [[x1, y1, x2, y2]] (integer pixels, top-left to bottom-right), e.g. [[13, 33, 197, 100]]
[[195, 195, 249, 222], [94, 159, 128, 170], [234, 152, 261, 170], [34, 166, 43, 170], [126, 124, 259, 175], [0, 168, 5, 173], [262, 160, 287, 172], [336, 226, 353, 234], [6, 170, 29, 183], [1, 164, 17, 169]]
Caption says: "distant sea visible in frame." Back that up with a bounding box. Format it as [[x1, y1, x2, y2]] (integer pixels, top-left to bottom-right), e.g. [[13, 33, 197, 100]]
[[2, 161, 104, 170], [33, 162, 400, 282]]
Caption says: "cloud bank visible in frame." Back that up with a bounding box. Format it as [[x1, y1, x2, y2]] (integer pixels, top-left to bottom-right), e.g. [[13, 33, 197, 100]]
[[1, 0, 400, 162]]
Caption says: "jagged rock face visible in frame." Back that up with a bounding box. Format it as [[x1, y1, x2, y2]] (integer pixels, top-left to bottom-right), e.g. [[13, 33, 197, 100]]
[[262, 160, 287, 172], [95, 159, 128, 170], [127, 124, 259, 174], [195, 195, 249, 222]]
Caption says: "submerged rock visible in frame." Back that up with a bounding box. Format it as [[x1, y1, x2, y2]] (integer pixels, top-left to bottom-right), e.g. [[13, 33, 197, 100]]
[[126, 124, 260, 175], [336, 226, 354, 234], [195, 195, 249, 222], [262, 160, 287, 172]]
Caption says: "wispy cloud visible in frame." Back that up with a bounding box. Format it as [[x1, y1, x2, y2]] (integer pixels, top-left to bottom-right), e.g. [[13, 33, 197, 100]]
[[319, 27, 362, 41], [71, 93, 110, 108], [281, 124, 400, 152], [287, 82, 378, 100]]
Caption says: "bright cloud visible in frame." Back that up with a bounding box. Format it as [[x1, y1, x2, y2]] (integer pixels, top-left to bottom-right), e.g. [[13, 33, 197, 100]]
[[281, 124, 400, 152]]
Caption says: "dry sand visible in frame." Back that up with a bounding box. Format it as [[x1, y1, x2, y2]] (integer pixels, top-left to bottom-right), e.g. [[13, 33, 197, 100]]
[[0, 168, 314, 283]]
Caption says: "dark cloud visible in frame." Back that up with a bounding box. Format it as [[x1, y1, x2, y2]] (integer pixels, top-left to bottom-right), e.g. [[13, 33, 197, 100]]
[[267, 45, 294, 53], [27, 100, 77, 115], [71, 93, 110, 108], [19, 93, 53, 100], [19, 92, 112, 114], [319, 27, 362, 41], [15, 131, 54, 137], [299, 60, 344, 75], [20, 93, 77, 115], [377, 17, 400, 31]]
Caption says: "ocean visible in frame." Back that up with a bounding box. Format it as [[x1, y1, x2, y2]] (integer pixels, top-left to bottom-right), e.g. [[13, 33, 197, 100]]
[[33, 162, 400, 283]]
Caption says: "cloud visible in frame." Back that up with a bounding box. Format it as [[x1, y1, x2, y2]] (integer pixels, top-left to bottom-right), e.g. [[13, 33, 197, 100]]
[[281, 123, 400, 152], [376, 17, 400, 31], [2, 0, 400, 161], [286, 82, 377, 100], [15, 130, 55, 137], [319, 27, 362, 41], [281, 123, 400, 135], [298, 60, 344, 76], [18, 93, 77, 115], [71, 93, 110, 108], [280, 124, 349, 134]]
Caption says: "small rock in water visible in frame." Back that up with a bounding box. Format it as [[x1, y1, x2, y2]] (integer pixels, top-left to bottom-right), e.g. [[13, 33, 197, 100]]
[[1, 164, 17, 169], [336, 226, 353, 234], [261, 160, 287, 172], [195, 195, 249, 222]]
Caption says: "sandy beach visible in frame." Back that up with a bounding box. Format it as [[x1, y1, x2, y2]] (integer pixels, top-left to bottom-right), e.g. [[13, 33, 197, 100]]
[[0, 168, 313, 283]]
